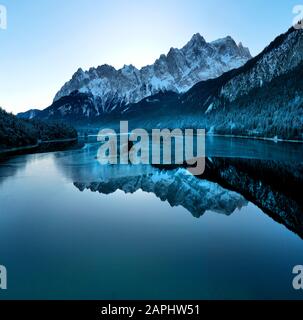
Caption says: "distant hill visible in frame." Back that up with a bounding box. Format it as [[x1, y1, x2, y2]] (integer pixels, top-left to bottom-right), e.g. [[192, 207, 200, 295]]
[[0, 108, 77, 150], [17, 109, 42, 120]]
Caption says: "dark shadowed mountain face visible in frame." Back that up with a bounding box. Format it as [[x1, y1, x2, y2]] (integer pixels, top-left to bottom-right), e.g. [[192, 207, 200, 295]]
[[18, 33, 251, 121], [53, 34, 251, 107], [17, 109, 41, 120], [120, 27, 303, 140], [122, 58, 303, 140], [19, 28, 303, 141]]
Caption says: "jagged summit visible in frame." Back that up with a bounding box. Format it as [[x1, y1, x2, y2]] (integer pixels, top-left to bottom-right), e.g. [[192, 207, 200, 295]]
[[50, 33, 251, 116], [17, 26, 303, 142], [185, 33, 206, 47]]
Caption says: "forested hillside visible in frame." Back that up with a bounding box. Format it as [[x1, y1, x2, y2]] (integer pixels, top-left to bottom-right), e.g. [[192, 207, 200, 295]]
[[0, 108, 77, 150], [199, 61, 303, 140]]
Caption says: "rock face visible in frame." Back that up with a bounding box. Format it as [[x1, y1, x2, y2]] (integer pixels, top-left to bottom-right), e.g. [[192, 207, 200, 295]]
[[18, 27, 303, 141], [115, 26, 303, 141], [17, 109, 41, 120], [49, 34, 251, 117], [219, 28, 303, 102], [180, 27, 303, 111]]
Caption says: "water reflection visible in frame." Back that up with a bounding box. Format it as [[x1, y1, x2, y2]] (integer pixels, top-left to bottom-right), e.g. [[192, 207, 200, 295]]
[[52, 140, 303, 238], [0, 138, 303, 299], [205, 135, 303, 162], [0, 154, 35, 186], [73, 169, 247, 218], [203, 157, 303, 238]]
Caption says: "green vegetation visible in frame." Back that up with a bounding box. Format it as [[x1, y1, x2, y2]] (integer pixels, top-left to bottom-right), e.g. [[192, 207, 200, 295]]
[[0, 108, 77, 150], [204, 61, 303, 141]]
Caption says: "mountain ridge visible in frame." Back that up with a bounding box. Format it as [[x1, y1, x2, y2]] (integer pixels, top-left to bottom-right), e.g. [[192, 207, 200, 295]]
[[18, 27, 303, 141], [53, 33, 251, 106], [120, 26, 303, 140]]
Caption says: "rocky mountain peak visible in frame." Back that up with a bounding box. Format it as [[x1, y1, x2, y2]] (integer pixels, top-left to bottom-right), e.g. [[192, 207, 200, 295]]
[[186, 33, 206, 47], [44, 33, 252, 118]]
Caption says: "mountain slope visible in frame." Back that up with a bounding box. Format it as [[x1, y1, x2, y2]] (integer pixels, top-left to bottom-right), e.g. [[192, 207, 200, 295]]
[[55, 34, 250, 105], [179, 26, 303, 110], [18, 27, 303, 141], [0, 108, 77, 150], [122, 26, 303, 140], [22, 33, 251, 120], [17, 109, 42, 120]]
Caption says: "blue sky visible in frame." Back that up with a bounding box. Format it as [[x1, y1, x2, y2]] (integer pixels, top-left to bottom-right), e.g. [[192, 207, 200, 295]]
[[0, 0, 299, 113]]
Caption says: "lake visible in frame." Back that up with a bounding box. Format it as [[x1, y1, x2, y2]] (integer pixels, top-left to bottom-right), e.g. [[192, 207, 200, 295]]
[[0, 136, 303, 300]]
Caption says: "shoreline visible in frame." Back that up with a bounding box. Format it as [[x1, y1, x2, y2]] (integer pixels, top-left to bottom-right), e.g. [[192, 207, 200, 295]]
[[206, 133, 303, 144], [0, 138, 78, 156], [79, 132, 303, 144]]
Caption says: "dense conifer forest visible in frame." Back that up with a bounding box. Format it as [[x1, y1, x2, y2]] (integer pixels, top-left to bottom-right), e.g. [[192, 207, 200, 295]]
[[0, 108, 77, 149]]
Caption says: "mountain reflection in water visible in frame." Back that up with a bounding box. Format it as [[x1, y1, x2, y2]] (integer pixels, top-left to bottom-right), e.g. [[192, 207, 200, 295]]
[[52, 139, 303, 239], [1, 137, 303, 299]]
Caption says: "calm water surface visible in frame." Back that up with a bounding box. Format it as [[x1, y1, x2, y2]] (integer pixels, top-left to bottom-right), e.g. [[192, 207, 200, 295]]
[[0, 137, 303, 300]]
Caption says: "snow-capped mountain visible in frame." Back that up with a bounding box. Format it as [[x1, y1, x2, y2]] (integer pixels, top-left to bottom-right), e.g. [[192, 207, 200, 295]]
[[52, 33, 251, 115], [118, 26, 303, 140], [175, 26, 303, 140], [18, 26, 303, 141]]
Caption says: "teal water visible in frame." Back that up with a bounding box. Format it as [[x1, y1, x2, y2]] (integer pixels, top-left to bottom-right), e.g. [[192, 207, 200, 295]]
[[0, 137, 303, 300]]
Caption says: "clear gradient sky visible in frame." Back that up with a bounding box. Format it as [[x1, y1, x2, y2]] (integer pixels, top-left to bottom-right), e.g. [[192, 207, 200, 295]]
[[0, 0, 299, 114]]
